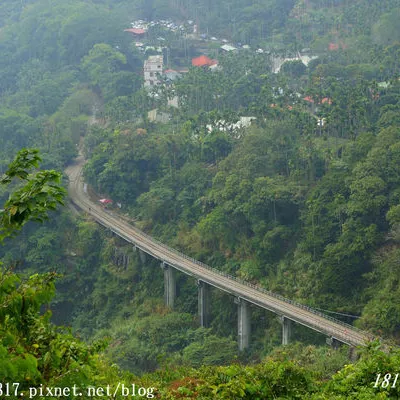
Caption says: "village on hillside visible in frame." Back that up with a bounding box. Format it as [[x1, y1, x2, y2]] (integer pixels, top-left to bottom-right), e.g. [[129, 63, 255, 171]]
[[123, 18, 328, 129], [125, 17, 318, 77]]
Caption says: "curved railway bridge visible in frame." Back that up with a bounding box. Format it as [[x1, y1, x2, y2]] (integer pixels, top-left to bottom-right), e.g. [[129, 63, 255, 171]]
[[66, 156, 374, 351]]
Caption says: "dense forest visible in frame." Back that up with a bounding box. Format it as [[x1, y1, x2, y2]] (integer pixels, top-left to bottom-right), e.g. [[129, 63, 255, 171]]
[[1, 0, 400, 397]]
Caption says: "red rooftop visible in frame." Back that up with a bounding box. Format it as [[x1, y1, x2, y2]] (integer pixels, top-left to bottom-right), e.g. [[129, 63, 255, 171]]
[[124, 28, 146, 35], [192, 55, 218, 67]]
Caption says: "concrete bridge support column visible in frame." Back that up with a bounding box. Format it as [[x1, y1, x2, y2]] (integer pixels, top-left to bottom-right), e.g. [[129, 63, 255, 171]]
[[326, 337, 342, 349], [281, 317, 292, 345], [161, 262, 176, 309], [138, 248, 147, 264], [237, 298, 251, 351], [197, 280, 210, 327], [348, 346, 358, 362]]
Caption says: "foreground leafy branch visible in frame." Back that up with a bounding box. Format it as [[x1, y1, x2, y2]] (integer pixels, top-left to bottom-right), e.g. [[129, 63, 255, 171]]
[[0, 149, 66, 241]]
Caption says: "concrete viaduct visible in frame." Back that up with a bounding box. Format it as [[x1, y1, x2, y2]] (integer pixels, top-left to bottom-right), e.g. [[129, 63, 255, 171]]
[[66, 156, 374, 351]]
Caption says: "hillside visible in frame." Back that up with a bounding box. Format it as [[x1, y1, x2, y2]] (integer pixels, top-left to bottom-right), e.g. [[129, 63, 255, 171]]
[[0, 0, 399, 397]]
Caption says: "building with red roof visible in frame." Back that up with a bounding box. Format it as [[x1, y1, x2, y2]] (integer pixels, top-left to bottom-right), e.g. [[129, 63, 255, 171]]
[[124, 28, 147, 35], [303, 96, 332, 105], [328, 43, 339, 51], [303, 95, 332, 114], [192, 55, 218, 67], [328, 41, 347, 51], [321, 97, 332, 105]]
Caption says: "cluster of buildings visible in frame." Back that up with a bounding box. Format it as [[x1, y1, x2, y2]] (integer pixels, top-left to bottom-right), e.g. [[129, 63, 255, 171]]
[[143, 54, 221, 89], [125, 19, 187, 35], [142, 51, 319, 90], [135, 20, 325, 130], [143, 53, 258, 133], [124, 19, 191, 53]]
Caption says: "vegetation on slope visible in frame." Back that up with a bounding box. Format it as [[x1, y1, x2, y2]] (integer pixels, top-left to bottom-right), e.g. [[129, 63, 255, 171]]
[[0, 0, 400, 395]]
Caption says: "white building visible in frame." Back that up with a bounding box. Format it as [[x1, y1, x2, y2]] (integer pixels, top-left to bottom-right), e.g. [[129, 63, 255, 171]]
[[220, 44, 237, 52], [144, 55, 163, 88], [148, 109, 170, 123], [206, 116, 256, 138], [271, 54, 318, 74]]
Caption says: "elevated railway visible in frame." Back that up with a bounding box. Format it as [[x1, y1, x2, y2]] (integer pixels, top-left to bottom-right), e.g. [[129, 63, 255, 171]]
[[66, 156, 374, 349]]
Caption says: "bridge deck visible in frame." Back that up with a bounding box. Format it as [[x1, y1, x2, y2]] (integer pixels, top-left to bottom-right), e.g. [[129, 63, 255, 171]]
[[66, 156, 374, 347]]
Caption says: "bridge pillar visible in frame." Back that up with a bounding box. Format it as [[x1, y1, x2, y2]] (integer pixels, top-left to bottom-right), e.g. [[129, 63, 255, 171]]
[[281, 316, 292, 345], [138, 248, 146, 263], [348, 346, 358, 362], [326, 337, 342, 349], [236, 298, 251, 351], [161, 262, 176, 308], [197, 280, 210, 327]]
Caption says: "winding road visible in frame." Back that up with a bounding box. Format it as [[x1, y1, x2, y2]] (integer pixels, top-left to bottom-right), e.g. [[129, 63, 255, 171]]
[[66, 155, 374, 347]]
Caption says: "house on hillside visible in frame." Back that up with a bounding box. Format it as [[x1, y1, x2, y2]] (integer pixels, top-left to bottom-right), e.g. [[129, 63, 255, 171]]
[[271, 54, 318, 73], [144, 55, 164, 88], [328, 41, 347, 51], [164, 69, 181, 83], [124, 28, 147, 40], [206, 116, 256, 138], [220, 44, 237, 52], [192, 55, 218, 68], [303, 96, 332, 114], [148, 109, 170, 123]]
